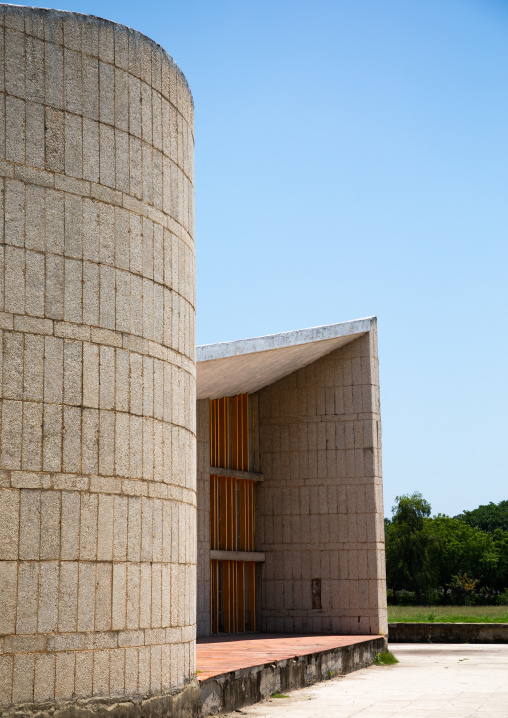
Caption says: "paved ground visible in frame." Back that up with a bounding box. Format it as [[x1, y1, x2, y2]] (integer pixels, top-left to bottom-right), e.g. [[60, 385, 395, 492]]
[[222, 644, 508, 717], [196, 633, 377, 681]]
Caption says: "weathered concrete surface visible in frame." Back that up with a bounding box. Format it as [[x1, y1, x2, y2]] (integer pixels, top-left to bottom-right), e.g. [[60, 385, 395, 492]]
[[389, 622, 508, 643], [0, 3, 196, 713], [196, 325, 387, 639], [196, 318, 374, 399], [219, 644, 508, 717], [199, 636, 385, 715], [0, 679, 202, 718], [257, 330, 386, 636]]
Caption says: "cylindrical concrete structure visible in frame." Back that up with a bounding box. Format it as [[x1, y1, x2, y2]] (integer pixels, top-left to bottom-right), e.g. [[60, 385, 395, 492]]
[[0, 5, 197, 715]]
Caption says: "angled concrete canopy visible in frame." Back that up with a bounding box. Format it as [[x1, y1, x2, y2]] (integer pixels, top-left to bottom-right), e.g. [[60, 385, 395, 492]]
[[196, 317, 375, 399]]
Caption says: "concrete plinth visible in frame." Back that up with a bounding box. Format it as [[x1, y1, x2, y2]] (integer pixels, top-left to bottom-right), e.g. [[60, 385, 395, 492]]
[[196, 634, 386, 715]]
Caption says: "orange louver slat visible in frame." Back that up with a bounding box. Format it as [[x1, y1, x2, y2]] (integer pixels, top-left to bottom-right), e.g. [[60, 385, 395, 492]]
[[210, 394, 256, 633]]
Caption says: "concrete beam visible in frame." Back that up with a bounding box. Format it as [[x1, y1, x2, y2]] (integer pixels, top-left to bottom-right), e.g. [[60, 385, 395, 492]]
[[210, 467, 264, 482], [210, 550, 266, 562]]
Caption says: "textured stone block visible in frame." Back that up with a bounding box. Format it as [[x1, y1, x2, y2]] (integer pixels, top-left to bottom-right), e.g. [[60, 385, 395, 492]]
[[0, 561, 18, 634], [0, 5, 195, 713]]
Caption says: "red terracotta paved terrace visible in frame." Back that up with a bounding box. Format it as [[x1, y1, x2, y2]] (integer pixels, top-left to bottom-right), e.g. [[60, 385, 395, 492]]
[[196, 634, 379, 681]]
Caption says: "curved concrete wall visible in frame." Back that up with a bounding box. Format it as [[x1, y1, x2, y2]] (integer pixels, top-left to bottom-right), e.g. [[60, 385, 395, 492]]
[[0, 5, 196, 713]]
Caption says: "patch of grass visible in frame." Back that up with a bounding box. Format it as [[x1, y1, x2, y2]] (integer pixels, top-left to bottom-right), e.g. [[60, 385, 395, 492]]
[[388, 605, 508, 624], [373, 651, 399, 666], [271, 691, 289, 698]]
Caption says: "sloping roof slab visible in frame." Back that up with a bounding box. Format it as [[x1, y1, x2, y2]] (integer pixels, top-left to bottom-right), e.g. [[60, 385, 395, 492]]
[[196, 317, 375, 400]]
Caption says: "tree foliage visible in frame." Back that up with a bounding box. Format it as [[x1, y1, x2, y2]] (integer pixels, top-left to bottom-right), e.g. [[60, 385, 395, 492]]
[[386, 492, 435, 603], [455, 500, 508, 534], [385, 494, 508, 604]]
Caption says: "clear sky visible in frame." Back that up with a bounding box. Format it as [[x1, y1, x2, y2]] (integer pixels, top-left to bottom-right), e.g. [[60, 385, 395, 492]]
[[25, 0, 508, 517]]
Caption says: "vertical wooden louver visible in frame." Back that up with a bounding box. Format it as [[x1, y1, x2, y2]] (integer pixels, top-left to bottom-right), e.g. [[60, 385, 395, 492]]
[[210, 477, 254, 552], [210, 394, 253, 472], [210, 394, 256, 634], [210, 560, 256, 633]]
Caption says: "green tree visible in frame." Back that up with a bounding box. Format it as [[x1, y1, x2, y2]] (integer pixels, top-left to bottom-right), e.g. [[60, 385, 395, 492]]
[[451, 573, 480, 605], [385, 519, 408, 598], [385, 495, 508, 605], [455, 500, 508, 533], [429, 516, 498, 600], [385, 492, 435, 603], [492, 529, 508, 595]]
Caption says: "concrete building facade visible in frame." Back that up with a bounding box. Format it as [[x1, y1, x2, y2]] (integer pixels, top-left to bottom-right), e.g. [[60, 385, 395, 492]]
[[0, 5, 386, 716], [196, 320, 387, 640], [0, 5, 199, 716]]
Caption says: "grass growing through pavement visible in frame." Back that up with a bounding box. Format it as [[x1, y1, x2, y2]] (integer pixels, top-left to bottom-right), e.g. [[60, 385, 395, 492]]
[[388, 605, 508, 623], [373, 651, 399, 666]]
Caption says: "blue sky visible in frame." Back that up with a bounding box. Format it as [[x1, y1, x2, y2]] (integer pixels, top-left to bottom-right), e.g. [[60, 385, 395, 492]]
[[27, 0, 508, 517]]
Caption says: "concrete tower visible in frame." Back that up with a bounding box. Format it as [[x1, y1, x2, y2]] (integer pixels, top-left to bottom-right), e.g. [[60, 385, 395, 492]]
[[0, 5, 198, 715]]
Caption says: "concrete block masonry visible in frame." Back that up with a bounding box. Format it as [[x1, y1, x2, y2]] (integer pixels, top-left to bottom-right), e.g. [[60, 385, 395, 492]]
[[0, 4, 388, 716], [0, 4, 197, 714], [196, 322, 387, 639]]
